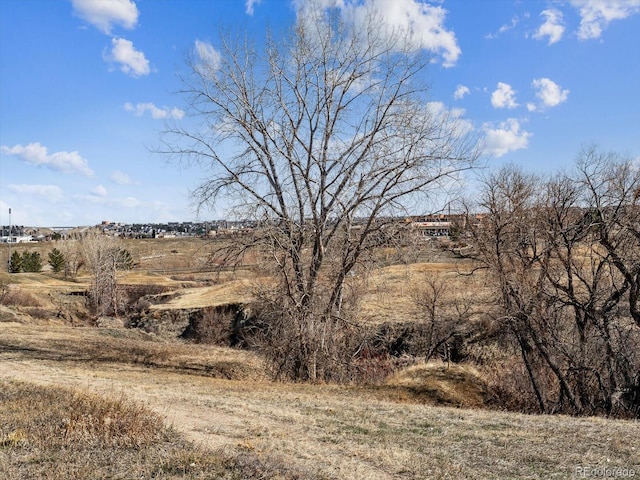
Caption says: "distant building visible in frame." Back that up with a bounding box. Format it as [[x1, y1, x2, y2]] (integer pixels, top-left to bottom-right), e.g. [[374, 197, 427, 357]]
[[0, 235, 34, 243]]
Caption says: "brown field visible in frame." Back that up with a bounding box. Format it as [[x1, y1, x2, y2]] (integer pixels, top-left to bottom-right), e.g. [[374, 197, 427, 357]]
[[1, 238, 638, 478]]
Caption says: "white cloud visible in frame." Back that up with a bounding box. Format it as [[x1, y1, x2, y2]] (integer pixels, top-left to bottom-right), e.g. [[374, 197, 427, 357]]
[[91, 185, 108, 197], [533, 8, 565, 45], [194, 39, 222, 73], [485, 15, 523, 39], [124, 102, 184, 120], [570, 0, 640, 40], [426, 102, 474, 138], [245, 0, 262, 15], [116, 196, 142, 208], [105, 38, 150, 77], [71, 0, 138, 35], [483, 118, 531, 157], [532, 78, 569, 108], [1, 142, 94, 176], [491, 82, 519, 109], [365, 0, 461, 66], [453, 85, 470, 100], [110, 170, 134, 185], [301, 0, 461, 67], [8, 184, 64, 202], [75, 194, 142, 209]]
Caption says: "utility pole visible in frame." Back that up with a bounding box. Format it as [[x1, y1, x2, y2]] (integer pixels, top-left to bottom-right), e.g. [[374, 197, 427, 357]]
[[7, 207, 12, 272]]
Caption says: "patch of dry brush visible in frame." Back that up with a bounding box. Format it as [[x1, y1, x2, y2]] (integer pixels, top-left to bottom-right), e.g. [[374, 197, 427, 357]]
[[0, 379, 326, 480]]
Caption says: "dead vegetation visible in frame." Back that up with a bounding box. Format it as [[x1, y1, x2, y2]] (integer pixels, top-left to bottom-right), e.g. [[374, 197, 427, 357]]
[[0, 203, 638, 478], [0, 322, 265, 381], [381, 362, 492, 408], [1, 342, 638, 479], [0, 379, 323, 480]]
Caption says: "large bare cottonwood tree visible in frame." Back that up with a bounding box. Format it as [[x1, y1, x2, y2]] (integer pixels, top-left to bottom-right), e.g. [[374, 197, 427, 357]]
[[161, 4, 479, 380]]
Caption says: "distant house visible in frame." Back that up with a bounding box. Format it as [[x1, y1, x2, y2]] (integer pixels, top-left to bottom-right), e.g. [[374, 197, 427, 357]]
[[0, 235, 34, 243]]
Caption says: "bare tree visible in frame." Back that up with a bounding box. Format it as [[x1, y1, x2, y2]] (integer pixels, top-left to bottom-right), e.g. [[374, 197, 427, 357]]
[[575, 147, 640, 328], [161, 4, 479, 381], [58, 238, 83, 278], [411, 272, 473, 363], [79, 231, 132, 318], [468, 149, 640, 416]]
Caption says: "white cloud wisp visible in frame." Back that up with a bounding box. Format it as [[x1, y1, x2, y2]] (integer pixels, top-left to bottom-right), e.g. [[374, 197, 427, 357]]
[[532, 77, 569, 109], [245, 0, 263, 16], [454, 85, 470, 100], [1, 142, 94, 176], [297, 0, 461, 67], [8, 184, 64, 202], [110, 170, 135, 185], [485, 14, 523, 39], [124, 102, 184, 120], [570, 0, 640, 40], [91, 185, 108, 197], [534, 8, 565, 45], [194, 40, 222, 76]]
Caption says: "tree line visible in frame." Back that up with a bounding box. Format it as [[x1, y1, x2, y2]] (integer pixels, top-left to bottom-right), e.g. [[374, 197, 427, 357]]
[[464, 147, 639, 416], [8, 233, 134, 317]]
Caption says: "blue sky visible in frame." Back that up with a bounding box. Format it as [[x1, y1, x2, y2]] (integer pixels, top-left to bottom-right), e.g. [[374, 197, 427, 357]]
[[1, 0, 639, 227]]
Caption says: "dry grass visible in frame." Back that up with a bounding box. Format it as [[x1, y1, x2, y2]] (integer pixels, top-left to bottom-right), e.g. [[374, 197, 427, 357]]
[[381, 362, 492, 408], [2, 363, 638, 479], [4, 245, 487, 335], [2, 240, 639, 477], [0, 379, 167, 449], [0, 323, 639, 479], [2, 239, 487, 327], [152, 278, 254, 310], [0, 379, 321, 480], [0, 284, 42, 308], [0, 322, 266, 381], [358, 261, 492, 324]]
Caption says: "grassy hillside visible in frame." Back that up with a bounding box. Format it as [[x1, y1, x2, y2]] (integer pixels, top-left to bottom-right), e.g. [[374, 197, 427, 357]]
[[1, 323, 638, 479], [1, 237, 484, 322]]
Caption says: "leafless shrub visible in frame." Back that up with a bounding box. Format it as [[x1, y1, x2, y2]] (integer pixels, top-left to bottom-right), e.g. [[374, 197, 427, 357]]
[[180, 305, 238, 345], [25, 307, 51, 320], [0, 285, 41, 308], [410, 272, 475, 362], [78, 230, 135, 317], [241, 288, 366, 383]]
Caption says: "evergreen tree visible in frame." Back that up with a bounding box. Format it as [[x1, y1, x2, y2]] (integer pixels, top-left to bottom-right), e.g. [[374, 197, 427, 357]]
[[48, 248, 66, 273], [9, 251, 22, 273], [21, 251, 43, 272], [115, 248, 134, 270]]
